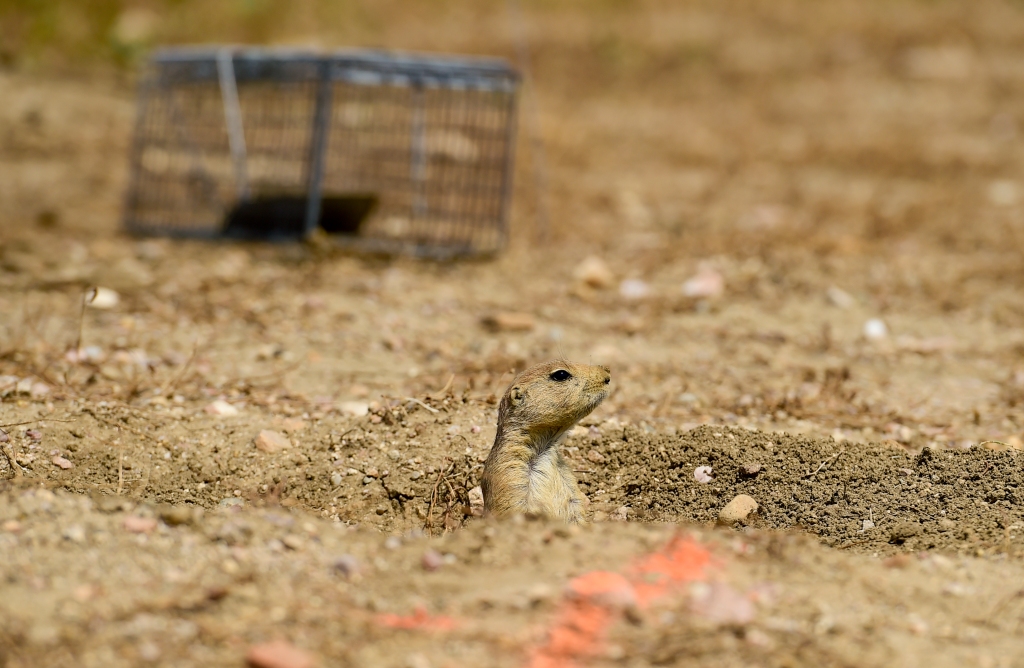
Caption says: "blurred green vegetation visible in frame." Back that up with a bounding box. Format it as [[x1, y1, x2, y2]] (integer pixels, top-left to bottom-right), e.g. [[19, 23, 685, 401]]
[[0, 0, 389, 70]]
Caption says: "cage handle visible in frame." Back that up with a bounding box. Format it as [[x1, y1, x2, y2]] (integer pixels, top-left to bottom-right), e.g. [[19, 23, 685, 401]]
[[305, 62, 334, 236], [217, 48, 250, 201]]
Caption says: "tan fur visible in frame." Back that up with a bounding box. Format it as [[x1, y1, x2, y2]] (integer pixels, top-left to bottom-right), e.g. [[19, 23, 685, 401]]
[[481, 360, 611, 524]]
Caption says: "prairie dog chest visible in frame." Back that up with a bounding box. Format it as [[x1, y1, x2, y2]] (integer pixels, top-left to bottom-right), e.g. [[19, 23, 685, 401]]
[[526, 446, 571, 501]]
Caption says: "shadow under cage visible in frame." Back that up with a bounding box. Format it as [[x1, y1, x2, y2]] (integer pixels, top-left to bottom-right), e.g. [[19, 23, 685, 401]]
[[123, 47, 519, 258]]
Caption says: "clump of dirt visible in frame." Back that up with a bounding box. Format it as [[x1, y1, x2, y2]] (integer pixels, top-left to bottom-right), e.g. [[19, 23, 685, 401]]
[[0, 399, 492, 535], [15, 401, 1021, 559], [581, 425, 1023, 556]]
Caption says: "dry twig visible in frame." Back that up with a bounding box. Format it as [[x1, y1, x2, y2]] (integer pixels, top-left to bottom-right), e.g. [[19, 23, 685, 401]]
[[432, 374, 455, 399]]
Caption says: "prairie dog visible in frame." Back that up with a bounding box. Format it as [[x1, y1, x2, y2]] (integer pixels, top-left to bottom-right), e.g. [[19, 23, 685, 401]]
[[481, 360, 611, 524]]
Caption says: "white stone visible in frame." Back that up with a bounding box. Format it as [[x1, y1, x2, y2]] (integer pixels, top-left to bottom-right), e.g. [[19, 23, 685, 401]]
[[682, 265, 725, 298], [204, 400, 239, 416], [864, 318, 888, 340], [339, 401, 369, 417], [694, 466, 714, 484], [619, 278, 651, 300], [87, 287, 120, 310]]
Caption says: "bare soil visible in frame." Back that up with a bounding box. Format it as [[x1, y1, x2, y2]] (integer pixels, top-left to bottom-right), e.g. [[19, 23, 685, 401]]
[[3, 1, 1024, 666]]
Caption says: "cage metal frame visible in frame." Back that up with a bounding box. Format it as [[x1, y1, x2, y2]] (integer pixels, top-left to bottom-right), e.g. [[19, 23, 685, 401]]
[[124, 46, 520, 258]]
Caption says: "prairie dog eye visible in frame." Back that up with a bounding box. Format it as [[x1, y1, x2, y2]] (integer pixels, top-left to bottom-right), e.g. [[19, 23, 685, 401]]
[[549, 369, 572, 382]]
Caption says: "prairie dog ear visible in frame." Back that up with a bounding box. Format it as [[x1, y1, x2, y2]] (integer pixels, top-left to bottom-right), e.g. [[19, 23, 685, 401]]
[[510, 386, 525, 406]]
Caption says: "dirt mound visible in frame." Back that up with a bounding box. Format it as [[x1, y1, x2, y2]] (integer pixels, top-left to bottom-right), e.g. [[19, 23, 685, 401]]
[[16, 402, 1021, 559], [581, 425, 1023, 556], [1, 400, 493, 535]]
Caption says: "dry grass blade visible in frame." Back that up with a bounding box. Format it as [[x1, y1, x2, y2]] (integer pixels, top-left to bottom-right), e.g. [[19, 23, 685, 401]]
[[432, 374, 455, 399], [404, 396, 439, 414], [806, 450, 845, 478], [0, 416, 77, 430]]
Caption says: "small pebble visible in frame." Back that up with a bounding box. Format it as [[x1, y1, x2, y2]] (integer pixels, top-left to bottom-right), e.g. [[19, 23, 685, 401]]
[[586, 449, 605, 464], [717, 495, 759, 526], [3, 520, 22, 533], [51, 455, 73, 470], [245, 639, 316, 668], [480, 311, 536, 332], [205, 400, 239, 416], [254, 430, 290, 454], [421, 549, 444, 571], [618, 278, 650, 301], [332, 555, 360, 578], [694, 466, 714, 484], [338, 401, 369, 417], [87, 287, 120, 310], [26, 429, 42, 442], [330, 472, 343, 486], [0, 430, 8, 443], [63, 524, 86, 543], [740, 463, 761, 478], [470, 425, 482, 434], [282, 534, 304, 551], [682, 265, 724, 298], [158, 505, 196, 526], [864, 318, 888, 340], [123, 516, 158, 534], [573, 256, 615, 289]]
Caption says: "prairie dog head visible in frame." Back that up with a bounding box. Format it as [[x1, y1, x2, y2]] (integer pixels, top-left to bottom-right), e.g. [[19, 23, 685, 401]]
[[498, 360, 612, 434]]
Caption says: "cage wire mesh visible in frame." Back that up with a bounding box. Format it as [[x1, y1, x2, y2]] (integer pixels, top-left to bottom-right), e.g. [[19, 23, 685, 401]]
[[123, 47, 519, 258]]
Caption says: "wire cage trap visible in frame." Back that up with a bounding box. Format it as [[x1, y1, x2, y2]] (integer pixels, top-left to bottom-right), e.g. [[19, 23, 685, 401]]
[[123, 47, 519, 257]]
